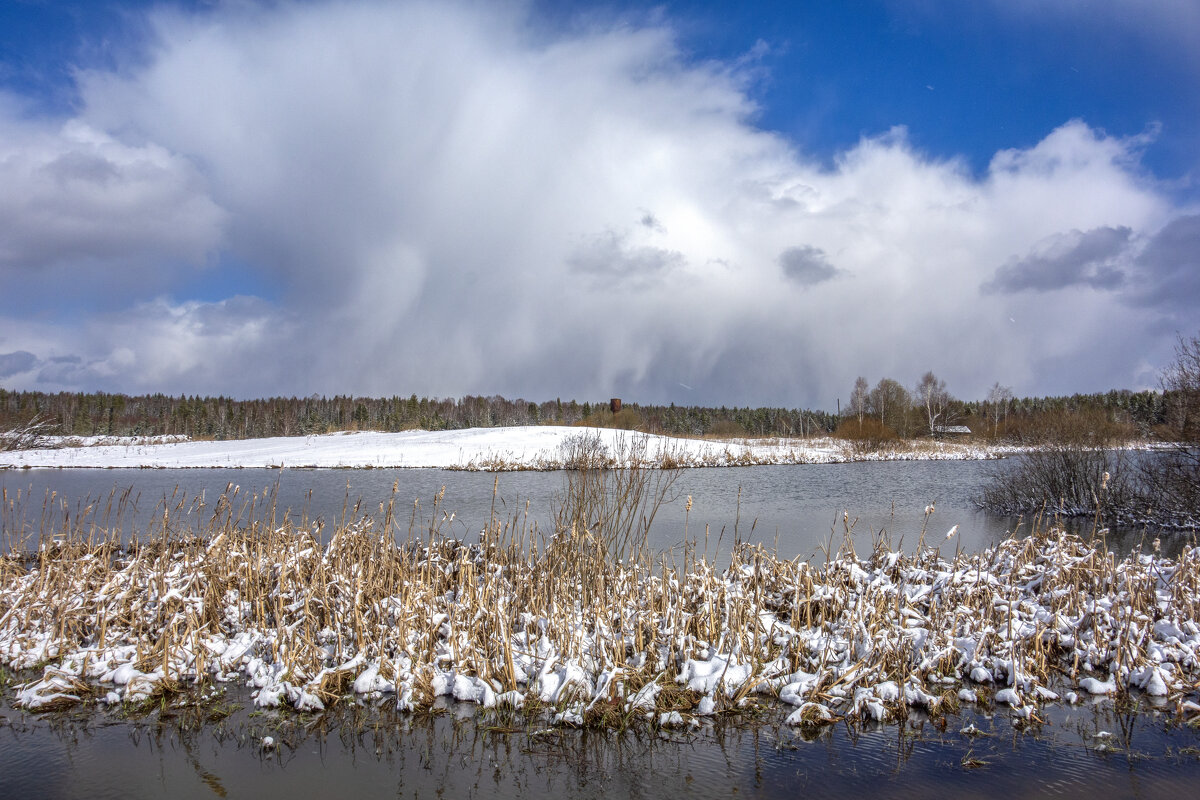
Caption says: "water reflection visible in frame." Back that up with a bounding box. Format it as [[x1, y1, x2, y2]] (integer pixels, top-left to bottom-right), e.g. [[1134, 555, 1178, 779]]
[[3, 690, 1200, 800]]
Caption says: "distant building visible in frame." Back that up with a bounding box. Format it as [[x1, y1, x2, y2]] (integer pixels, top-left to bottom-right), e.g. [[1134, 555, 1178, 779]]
[[932, 425, 972, 436]]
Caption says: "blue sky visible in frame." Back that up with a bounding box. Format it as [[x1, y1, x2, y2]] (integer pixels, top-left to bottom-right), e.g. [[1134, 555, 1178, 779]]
[[585, 1, 1199, 183], [7, 1, 1197, 181], [1, 0, 1198, 407]]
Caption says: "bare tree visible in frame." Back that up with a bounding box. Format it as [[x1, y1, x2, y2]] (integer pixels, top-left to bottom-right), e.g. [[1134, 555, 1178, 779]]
[[1148, 332, 1200, 521], [849, 376, 870, 430], [914, 371, 954, 436], [985, 334, 1200, 528], [986, 382, 1014, 438], [868, 378, 912, 436], [1163, 332, 1200, 443]]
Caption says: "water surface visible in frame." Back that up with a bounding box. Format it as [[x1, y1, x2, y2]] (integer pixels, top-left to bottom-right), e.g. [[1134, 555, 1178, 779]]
[[2, 690, 1198, 800], [2, 459, 1196, 797], [0, 460, 1174, 559]]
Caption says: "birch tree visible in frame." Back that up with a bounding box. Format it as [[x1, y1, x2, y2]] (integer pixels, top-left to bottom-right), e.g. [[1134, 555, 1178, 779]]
[[915, 371, 953, 435]]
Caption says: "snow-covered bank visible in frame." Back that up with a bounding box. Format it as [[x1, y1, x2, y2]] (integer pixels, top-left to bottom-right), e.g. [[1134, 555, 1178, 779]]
[[0, 426, 1019, 470]]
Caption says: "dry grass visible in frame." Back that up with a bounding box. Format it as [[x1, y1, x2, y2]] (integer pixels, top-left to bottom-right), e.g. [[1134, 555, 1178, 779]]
[[3, 471, 1200, 730]]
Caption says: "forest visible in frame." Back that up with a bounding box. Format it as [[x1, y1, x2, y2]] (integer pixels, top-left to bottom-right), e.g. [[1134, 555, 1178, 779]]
[[0, 382, 1172, 444]]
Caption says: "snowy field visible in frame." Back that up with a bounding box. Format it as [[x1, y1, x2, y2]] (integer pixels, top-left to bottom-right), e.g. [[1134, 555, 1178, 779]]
[[0, 426, 1016, 470]]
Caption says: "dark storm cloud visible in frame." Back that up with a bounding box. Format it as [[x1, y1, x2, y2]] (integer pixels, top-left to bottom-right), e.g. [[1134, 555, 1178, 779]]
[[0, 351, 37, 378], [1128, 213, 1200, 314], [568, 231, 684, 282], [36, 355, 86, 384], [778, 245, 839, 287], [639, 212, 665, 232], [44, 150, 121, 184], [982, 226, 1132, 293]]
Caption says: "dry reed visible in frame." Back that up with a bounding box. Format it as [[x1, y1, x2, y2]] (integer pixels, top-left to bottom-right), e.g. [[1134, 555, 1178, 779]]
[[3, 477, 1200, 732]]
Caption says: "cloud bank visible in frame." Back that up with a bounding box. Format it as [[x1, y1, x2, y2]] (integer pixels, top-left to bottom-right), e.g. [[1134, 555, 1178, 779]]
[[0, 1, 1195, 407]]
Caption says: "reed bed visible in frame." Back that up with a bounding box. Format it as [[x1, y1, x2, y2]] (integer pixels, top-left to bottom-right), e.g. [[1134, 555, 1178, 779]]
[[3, 479, 1200, 733]]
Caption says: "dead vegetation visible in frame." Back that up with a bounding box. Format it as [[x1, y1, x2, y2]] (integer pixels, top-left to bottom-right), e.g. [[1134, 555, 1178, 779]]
[[0, 415, 57, 452]]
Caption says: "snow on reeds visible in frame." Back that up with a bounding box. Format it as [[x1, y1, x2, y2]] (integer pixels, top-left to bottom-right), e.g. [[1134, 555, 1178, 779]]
[[3, 482, 1200, 731]]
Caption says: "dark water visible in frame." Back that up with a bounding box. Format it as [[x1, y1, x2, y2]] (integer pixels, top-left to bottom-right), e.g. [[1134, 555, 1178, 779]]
[[2, 689, 1199, 800], [0, 460, 1167, 560]]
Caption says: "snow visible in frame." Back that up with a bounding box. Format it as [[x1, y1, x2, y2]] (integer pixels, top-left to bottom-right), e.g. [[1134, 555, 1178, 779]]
[[785, 702, 834, 725], [0, 426, 1018, 470], [677, 654, 753, 695], [1079, 676, 1117, 695], [994, 687, 1022, 706], [452, 673, 498, 707]]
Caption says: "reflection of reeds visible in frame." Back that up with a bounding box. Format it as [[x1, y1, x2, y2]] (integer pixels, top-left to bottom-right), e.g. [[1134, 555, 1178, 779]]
[[3, 480, 1200, 732]]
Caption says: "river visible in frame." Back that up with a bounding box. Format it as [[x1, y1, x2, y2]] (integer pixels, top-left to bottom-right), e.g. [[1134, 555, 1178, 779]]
[[0, 459, 1171, 559]]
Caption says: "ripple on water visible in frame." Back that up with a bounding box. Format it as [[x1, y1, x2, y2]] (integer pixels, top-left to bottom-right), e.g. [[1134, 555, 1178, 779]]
[[3, 699, 1200, 800]]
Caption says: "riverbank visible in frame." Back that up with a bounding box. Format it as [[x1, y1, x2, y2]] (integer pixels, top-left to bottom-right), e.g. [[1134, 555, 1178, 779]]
[[0, 426, 1028, 470]]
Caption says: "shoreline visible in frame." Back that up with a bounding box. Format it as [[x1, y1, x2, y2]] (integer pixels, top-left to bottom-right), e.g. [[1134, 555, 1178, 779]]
[[1, 425, 1039, 471]]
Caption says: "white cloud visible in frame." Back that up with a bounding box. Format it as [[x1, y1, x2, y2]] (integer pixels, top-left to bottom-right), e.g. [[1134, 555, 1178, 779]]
[[1, 296, 282, 394], [0, 98, 225, 278], [0, 1, 1192, 405]]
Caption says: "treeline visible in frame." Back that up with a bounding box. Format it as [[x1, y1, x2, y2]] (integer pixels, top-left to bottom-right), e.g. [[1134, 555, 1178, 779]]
[[960, 389, 1170, 440], [0, 389, 837, 440], [839, 371, 1170, 443], [594, 404, 839, 438], [0, 384, 1173, 443], [978, 334, 1200, 528]]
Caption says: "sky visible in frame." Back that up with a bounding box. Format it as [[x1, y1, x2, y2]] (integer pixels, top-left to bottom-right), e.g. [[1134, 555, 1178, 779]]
[[1, 0, 1198, 410]]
